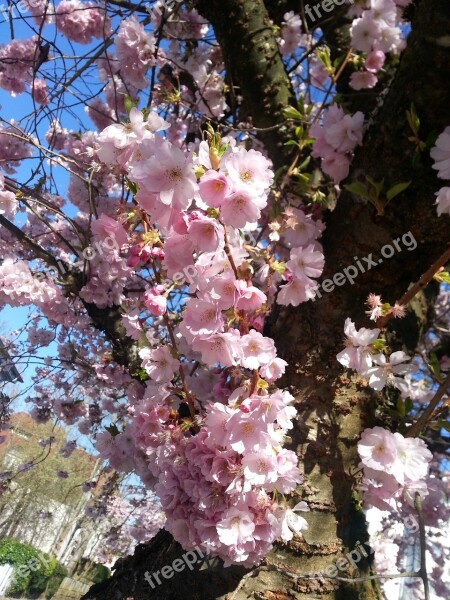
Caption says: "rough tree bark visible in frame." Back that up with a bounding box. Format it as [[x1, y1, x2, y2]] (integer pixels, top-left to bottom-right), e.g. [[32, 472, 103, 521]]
[[82, 1, 450, 598]]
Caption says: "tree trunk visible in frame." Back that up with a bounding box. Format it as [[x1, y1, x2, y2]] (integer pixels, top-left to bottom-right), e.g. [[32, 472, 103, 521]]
[[82, 1, 450, 598]]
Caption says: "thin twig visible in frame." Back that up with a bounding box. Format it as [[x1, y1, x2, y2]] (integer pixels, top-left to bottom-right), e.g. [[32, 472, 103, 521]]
[[405, 371, 450, 438], [414, 492, 430, 600], [376, 245, 450, 329]]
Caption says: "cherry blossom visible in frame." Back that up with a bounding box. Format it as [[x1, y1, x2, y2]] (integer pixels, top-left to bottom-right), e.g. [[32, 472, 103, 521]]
[[364, 351, 415, 391], [431, 126, 450, 180], [336, 318, 380, 374], [139, 346, 180, 382], [435, 187, 450, 216]]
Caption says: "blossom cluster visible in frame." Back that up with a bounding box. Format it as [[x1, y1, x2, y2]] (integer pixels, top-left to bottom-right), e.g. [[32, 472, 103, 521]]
[[0, 123, 35, 173], [100, 388, 307, 566], [0, 37, 37, 95], [279, 11, 305, 56], [358, 426, 433, 512], [431, 126, 450, 216], [349, 50, 385, 91], [89, 112, 318, 563], [336, 317, 416, 391], [114, 16, 158, 90], [78, 214, 134, 309], [0, 173, 17, 218], [311, 105, 364, 182], [55, 0, 111, 44], [350, 0, 407, 56]]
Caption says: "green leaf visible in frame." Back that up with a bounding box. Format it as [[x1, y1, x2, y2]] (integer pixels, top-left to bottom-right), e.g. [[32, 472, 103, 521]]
[[435, 270, 450, 284], [428, 351, 442, 380], [315, 46, 332, 73], [431, 420, 450, 432], [396, 397, 406, 418], [284, 139, 300, 148], [283, 106, 303, 121], [344, 182, 371, 200], [406, 102, 420, 135], [404, 398, 413, 414], [298, 156, 311, 171], [386, 180, 412, 201], [125, 177, 138, 195], [124, 95, 135, 115], [273, 165, 288, 183]]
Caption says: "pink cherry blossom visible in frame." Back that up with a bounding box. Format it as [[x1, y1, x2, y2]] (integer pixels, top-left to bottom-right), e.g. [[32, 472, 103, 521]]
[[365, 50, 386, 73], [226, 411, 270, 453], [277, 277, 318, 307], [278, 502, 309, 541], [358, 426, 398, 471], [192, 331, 241, 367], [235, 281, 267, 311], [198, 170, 230, 207], [216, 507, 255, 546], [221, 188, 266, 228], [285, 244, 325, 282], [0, 175, 17, 218], [91, 213, 128, 248], [350, 71, 378, 90], [223, 148, 273, 195], [143, 287, 167, 317], [336, 318, 380, 374], [259, 357, 288, 382], [365, 351, 415, 391], [182, 298, 224, 338], [431, 126, 450, 180], [435, 187, 450, 216], [130, 141, 197, 208], [139, 345, 180, 382], [240, 330, 276, 370], [187, 213, 224, 252]]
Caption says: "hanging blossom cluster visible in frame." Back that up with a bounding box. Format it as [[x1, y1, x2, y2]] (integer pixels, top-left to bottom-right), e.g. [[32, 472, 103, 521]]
[[21, 0, 53, 25], [0, 259, 72, 325], [78, 214, 134, 309], [278, 12, 306, 56], [55, 0, 111, 44], [151, 2, 208, 41], [336, 316, 416, 392], [431, 126, 450, 216], [0, 173, 17, 219], [344, 0, 411, 91], [90, 112, 323, 565], [311, 105, 364, 182], [0, 123, 35, 173], [90, 493, 166, 563], [114, 16, 158, 90], [365, 489, 450, 600], [358, 427, 433, 512], [350, 0, 408, 55], [123, 390, 308, 566], [337, 303, 435, 518], [0, 37, 37, 95]]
